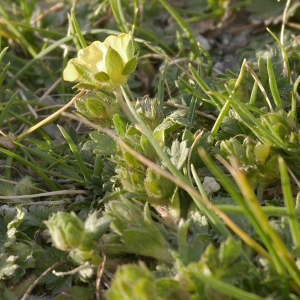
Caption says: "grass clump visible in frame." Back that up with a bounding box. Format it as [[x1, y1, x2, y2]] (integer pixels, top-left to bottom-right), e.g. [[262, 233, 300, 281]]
[[1, 0, 300, 299]]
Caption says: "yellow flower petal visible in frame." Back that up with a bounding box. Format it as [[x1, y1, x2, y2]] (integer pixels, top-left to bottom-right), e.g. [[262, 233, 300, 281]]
[[103, 34, 132, 63], [78, 41, 104, 74], [63, 58, 81, 81]]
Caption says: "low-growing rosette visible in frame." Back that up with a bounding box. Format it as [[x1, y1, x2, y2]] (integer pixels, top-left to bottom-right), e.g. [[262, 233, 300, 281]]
[[63, 33, 137, 90]]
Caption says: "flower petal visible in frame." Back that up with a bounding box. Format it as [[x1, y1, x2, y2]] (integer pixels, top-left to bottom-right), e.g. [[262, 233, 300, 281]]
[[63, 58, 81, 82], [104, 34, 132, 63], [78, 41, 104, 73]]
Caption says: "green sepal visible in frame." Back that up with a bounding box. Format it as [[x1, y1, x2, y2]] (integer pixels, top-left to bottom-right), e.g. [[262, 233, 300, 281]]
[[125, 38, 135, 59], [140, 135, 157, 161], [75, 98, 95, 119], [123, 152, 141, 168], [73, 83, 97, 90], [72, 62, 94, 83], [105, 46, 124, 82], [87, 99, 106, 118], [94, 71, 110, 82], [122, 56, 137, 76]]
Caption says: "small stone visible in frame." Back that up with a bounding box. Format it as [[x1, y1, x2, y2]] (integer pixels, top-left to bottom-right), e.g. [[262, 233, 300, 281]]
[[203, 176, 221, 195], [195, 34, 211, 51]]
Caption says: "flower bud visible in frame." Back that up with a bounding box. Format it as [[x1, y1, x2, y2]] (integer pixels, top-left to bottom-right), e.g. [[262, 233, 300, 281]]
[[254, 142, 270, 164], [45, 212, 85, 251]]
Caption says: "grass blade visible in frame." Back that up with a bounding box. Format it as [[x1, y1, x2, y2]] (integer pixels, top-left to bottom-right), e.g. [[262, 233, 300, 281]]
[[0, 147, 58, 190], [158, 0, 201, 59], [58, 125, 92, 182], [0, 91, 18, 128], [70, 4, 87, 49], [279, 157, 300, 251], [267, 57, 282, 108]]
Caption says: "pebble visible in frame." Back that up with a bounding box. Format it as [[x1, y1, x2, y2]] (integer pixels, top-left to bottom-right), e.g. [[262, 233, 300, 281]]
[[203, 176, 221, 195]]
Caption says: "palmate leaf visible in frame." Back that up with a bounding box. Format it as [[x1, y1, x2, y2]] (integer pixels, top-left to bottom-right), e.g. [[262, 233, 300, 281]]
[[113, 114, 128, 138], [84, 132, 117, 155], [24, 206, 57, 228], [154, 110, 191, 134], [7, 207, 25, 231], [168, 139, 189, 170], [0, 209, 22, 251], [123, 228, 172, 262], [84, 212, 112, 239], [0, 253, 19, 280]]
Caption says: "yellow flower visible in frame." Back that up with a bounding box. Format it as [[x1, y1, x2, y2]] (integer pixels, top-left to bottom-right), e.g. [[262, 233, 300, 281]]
[[63, 33, 137, 90]]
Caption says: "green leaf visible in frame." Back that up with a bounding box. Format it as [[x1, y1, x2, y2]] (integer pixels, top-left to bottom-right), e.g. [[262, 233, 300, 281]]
[[86, 132, 117, 155], [168, 139, 189, 170], [140, 135, 157, 161], [267, 57, 282, 107], [144, 169, 175, 199], [0, 63, 10, 89], [0, 254, 18, 280], [14, 176, 39, 196], [177, 219, 191, 265], [248, 0, 286, 20], [123, 152, 141, 168], [0, 181, 14, 196], [0, 91, 18, 129], [123, 228, 172, 262], [0, 218, 8, 252], [84, 213, 112, 239], [113, 114, 128, 138], [0, 47, 9, 62], [24, 206, 57, 228], [58, 126, 92, 182], [106, 263, 157, 300], [218, 237, 242, 267], [122, 56, 137, 76], [154, 110, 190, 134], [7, 207, 25, 230]]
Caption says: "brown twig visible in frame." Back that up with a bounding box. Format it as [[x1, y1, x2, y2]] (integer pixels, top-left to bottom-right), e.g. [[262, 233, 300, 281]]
[[16, 90, 85, 141], [96, 252, 107, 300], [20, 262, 66, 300]]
